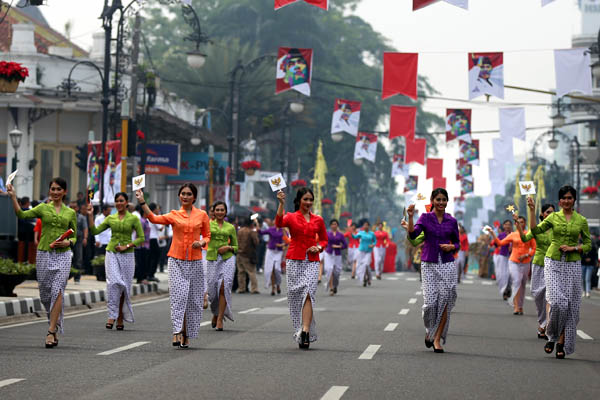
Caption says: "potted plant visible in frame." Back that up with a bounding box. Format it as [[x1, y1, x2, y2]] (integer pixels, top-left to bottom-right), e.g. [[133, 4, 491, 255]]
[[582, 186, 598, 199], [340, 211, 352, 218], [291, 179, 307, 188], [0, 61, 29, 93], [321, 198, 333, 207], [241, 160, 261, 176], [91, 255, 106, 281], [0, 258, 35, 297]]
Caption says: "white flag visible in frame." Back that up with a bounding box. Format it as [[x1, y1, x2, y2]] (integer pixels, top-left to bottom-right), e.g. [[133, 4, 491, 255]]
[[483, 195, 496, 211], [445, 0, 468, 9], [554, 48, 592, 98], [354, 132, 377, 163], [492, 137, 514, 163], [542, 0, 555, 6], [499, 108, 526, 142]]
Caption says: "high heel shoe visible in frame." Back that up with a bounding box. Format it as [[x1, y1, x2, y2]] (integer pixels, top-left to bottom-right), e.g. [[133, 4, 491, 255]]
[[172, 333, 182, 347], [424, 337, 433, 348], [211, 316, 217, 329], [116, 324, 124, 331], [544, 341, 555, 354], [179, 333, 189, 349], [106, 321, 114, 329], [555, 343, 565, 359], [216, 318, 224, 331], [433, 343, 444, 353], [537, 328, 548, 340], [45, 329, 58, 348], [298, 331, 310, 349]]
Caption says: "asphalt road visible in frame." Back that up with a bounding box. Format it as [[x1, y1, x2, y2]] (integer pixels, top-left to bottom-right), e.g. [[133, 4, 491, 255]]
[[0, 271, 598, 400]]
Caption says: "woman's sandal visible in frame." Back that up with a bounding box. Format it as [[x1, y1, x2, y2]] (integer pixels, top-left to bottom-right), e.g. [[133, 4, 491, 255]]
[[555, 343, 565, 359], [45, 329, 58, 348], [179, 333, 189, 349], [106, 321, 114, 329], [544, 341, 555, 354], [537, 328, 548, 340], [424, 337, 433, 348], [172, 333, 182, 347], [116, 324, 124, 331]]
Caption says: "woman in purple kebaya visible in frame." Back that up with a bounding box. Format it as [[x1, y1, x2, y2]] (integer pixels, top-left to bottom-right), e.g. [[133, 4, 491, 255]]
[[258, 220, 287, 296], [323, 219, 347, 296], [407, 188, 460, 354]]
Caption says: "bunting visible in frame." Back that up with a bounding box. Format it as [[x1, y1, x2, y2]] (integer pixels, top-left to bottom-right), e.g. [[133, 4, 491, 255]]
[[456, 159, 472, 180], [432, 177, 446, 189], [405, 137, 426, 165], [499, 108, 526, 142], [554, 48, 592, 98], [275, 0, 328, 9], [382, 52, 418, 100], [461, 176, 474, 195], [404, 175, 418, 193], [459, 139, 479, 165], [468, 52, 504, 100], [391, 153, 410, 178], [389, 105, 417, 140], [354, 132, 378, 163], [426, 158, 443, 180], [413, 0, 468, 10], [331, 99, 361, 136], [445, 109, 471, 143], [276, 47, 313, 96]]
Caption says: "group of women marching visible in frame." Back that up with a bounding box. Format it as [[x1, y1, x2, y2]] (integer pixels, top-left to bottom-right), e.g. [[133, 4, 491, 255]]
[[6, 177, 592, 359]]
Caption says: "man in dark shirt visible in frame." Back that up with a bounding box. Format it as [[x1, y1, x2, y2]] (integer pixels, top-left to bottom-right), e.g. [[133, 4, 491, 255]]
[[236, 218, 260, 294], [17, 196, 36, 263]]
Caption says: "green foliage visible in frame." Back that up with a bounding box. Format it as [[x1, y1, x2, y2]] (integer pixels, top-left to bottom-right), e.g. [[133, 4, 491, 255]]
[[140, 0, 443, 223], [91, 255, 105, 267], [0, 258, 36, 276]]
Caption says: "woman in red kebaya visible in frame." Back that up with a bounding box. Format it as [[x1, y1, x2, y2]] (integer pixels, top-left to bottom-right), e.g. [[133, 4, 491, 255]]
[[373, 222, 389, 280]]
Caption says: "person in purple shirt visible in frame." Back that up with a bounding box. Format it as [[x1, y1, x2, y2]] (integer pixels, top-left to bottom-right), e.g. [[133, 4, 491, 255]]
[[258, 221, 287, 296], [323, 219, 347, 296], [493, 219, 513, 300], [407, 188, 459, 354]]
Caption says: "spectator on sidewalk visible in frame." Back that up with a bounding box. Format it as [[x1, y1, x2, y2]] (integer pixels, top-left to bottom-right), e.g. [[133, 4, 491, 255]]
[[94, 204, 112, 256], [69, 200, 88, 283], [17, 196, 36, 264], [134, 204, 151, 284], [582, 238, 598, 298], [236, 217, 260, 294], [256, 217, 270, 274], [147, 203, 162, 282]]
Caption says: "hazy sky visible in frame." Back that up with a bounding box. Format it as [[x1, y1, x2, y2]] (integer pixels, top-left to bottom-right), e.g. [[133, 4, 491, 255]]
[[38, 0, 589, 199]]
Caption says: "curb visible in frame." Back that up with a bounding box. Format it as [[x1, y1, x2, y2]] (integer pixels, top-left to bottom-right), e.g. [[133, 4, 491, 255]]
[[0, 282, 159, 318]]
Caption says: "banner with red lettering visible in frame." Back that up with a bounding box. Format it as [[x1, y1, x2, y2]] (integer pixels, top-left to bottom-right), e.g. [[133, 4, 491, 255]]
[[276, 47, 313, 96]]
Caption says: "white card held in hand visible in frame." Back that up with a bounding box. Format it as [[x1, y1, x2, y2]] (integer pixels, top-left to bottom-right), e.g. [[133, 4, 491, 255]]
[[6, 169, 17, 185], [132, 174, 146, 191], [482, 225, 492, 235], [250, 213, 259, 220], [268, 173, 286, 192], [519, 181, 536, 195]]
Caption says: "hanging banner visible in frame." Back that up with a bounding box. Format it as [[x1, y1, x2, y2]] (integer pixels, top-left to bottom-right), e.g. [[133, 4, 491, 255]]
[[554, 48, 592, 98], [354, 132, 378, 163], [413, 0, 468, 10], [276, 47, 313, 96], [468, 52, 504, 100], [391, 153, 410, 178], [389, 105, 417, 140], [331, 99, 361, 136], [166, 152, 229, 184], [275, 0, 328, 9], [445, 109, 471, 143], [87, 140, 121, 205], [456, 159, 473, 180], [459, 139, 480, 165], [426, 158, 443, 180], [405, 137, 426, 165], [492, 136, 514, 163], [404, 175, 419, 192], [382, 52, 418, 100], [432, 177, 446, 190], [461, 175, 474, 195], [542, 0, 556, 6], [136, 143, 181, 175], [499, 108, 526, 142]]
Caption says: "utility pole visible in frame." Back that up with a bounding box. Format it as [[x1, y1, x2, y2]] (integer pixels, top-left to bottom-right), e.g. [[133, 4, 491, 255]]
[[126, 12, 142, 190]]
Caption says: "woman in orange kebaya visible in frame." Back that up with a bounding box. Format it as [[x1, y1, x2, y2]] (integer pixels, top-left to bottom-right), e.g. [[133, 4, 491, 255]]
[[136, 184, 210, 349]]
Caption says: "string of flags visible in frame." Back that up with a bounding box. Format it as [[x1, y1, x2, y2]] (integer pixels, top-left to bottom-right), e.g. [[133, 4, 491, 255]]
[[273, 0, 557, 11]]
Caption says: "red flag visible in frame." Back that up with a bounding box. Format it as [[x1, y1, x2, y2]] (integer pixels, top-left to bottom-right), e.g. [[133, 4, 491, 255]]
[[405, 137, 426, 165], [275, 0, 328, 9], [389, 105, 416, 140], [432, 177, 446, 190], [413, 0, 437, 10], [382, 53, 418, 100], [276, 47, 313, 96], [426, 158, 443, 179]]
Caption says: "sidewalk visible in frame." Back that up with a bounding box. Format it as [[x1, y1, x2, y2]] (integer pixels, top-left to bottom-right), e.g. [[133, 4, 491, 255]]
[[0, 271, 169, 318]]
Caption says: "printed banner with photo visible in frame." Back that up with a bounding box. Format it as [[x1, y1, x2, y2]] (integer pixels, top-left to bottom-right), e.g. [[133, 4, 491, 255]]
[[461, 175, 474, 195], [404, 175, 419, 193], [331, 99, 361, 136], [445, 109, 471, 143], [455, 159, 473, 180], [391, 153, 410, 178], [468, 52, 504, 100], [354, 132, 378, 163], [87, 140, 121, 205], [459, 139, 479, 165], [276, 47, 313, 96]]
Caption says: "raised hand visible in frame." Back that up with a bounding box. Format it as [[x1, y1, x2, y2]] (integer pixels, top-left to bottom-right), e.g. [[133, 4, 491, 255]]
[[135, 189, 144, 203], [527, 196, 535, 211], [277, 190, 286, 205], [406, 204, 415, 218], [6, 183, 16, 199]]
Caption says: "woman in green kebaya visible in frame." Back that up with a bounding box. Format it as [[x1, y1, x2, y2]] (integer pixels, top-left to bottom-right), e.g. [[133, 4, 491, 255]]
[[86, 192, 144, 330], [7, 178, 77, 348]]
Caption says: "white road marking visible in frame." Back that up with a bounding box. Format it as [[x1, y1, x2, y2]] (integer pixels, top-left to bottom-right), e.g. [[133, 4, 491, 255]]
[[340, 278, 347, 281], [0, 297, 170, 330], [482, 281, 493, 285], [320, 386, 349, 400], [525, 296, 534, 301], [238, 307, 261, 314], [358, 344, 381, 360], [415, 291, 422, 295], [386, 277, 399, 281], [577, 330, 593, 340], [395, 272, 405, 276], [97, 341, 150, 356], [274, 297, 287, 303], [0, 379, 25, 388], [384, 323, 398, 331], [463, 280, 474, 284], [406, 277, 418, 282], [200, 321, 212, 327], [398, 308, 410, 315], [408, 298, 417, 304]]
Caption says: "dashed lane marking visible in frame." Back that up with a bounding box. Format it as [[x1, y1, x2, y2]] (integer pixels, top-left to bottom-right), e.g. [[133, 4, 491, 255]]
[[482, 281, 493, 285], [415, 291, 422, 295], [398, 309, 410, 315], [577, 330, 593, 340], [358, 344, 381, 360], [406, 277, 418, 282], [238, 307, 261, 314], [408, 298, 417, 304], [320, 386, 349, 400], [0, 379, 25, 389], [386, 277, 399, 281], [274, 297, 287, 303], [463, 280, 474, 284], [97, 341, 150, 356], [384, 323, 399, 332], [525, 296, 534, 301]]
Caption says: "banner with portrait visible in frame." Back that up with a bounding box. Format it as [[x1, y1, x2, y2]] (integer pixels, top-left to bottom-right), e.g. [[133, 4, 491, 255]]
[[87, 140, 121, 205], [276, 47, 313, 96], [445, 108, 471, 143], [468, 52, 504, 100], [354, 132, 377, 163], [331, 99, 361, 136]]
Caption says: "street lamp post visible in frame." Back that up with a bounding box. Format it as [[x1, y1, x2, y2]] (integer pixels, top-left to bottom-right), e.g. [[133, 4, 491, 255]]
[[9, 127, 23, 172]]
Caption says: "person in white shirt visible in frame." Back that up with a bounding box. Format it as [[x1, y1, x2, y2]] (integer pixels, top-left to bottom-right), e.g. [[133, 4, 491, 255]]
[[147, 203, 162, 282], [94, 204, 112, 255]]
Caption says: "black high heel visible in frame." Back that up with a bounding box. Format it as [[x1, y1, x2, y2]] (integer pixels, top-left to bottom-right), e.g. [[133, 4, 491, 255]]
[[299, 331, 310, 349], [211, 316, 217, 329], [106, 321, 114, 329], [544, 341, 554, 354], [537, 328, 548, 340], [433, 343, 444, 353], [179, 333, 189, 349], [555, 343, 565, 359], [45, 330, 58, 348], [172, 333, 181, 347], [424, 337, 433, 348], [116, 324, 124, 331]]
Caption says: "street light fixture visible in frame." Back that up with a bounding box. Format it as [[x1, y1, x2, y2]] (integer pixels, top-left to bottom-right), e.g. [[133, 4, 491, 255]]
[[353, 158, 363, 166], [548, 136, 559, 150], [9, 127, 23, 172], [186, 51, 207, 69], [289, 100, 304, 114], [190, 136, 202, 146], [331, 132, 344, 142], [551, 111, 566, 128]]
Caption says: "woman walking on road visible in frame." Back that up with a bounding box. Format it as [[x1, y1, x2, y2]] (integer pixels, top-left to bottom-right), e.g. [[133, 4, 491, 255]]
[[487, 215, 536, 315], [7, 178, 76, 348], [258, 220, 286, 296], [344, 223, 359, 279], [136, 184, 210, 349], [276, 187, 328, 349], [86, 192, 144, 330], [493, 220, 513, 300], [206, 201, 238, 331], [353, 220, 376, 287], [527, 186, 591, 359], [373, 222, 389, 280], [323, 219, 347, 295], [407, 188, 459, 354], [517, 202, 555, 339]]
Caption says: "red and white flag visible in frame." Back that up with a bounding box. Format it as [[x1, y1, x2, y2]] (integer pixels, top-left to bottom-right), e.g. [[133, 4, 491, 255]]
[[382, 52, 418, 100], [554, 48, 592, 98], [468, 52, 504, 100], [331, 99, 361, 136], [389, 105, 416, 140], [391, 153, 410, 178], [354, 132, 378, 163], [405, 137, 426, 165], [276, 47, 313, 96], [445, 109, 471, 143], [459, 139, 479, 166], [413, 0, 468, 10], [275, 0, 328, 10]]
